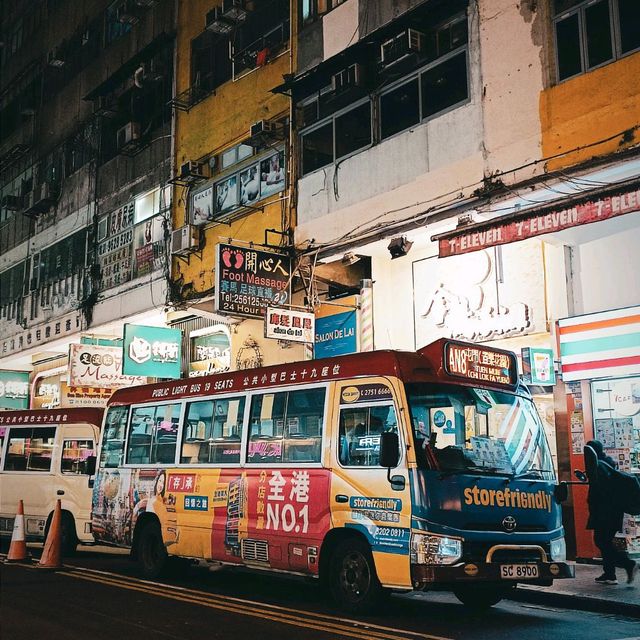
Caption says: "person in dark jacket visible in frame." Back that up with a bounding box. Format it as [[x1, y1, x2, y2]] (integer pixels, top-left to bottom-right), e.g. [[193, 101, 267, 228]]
[[585, 440, 638, 585]]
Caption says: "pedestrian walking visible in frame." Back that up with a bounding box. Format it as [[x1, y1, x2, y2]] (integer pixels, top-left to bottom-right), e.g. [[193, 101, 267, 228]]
[[585, 440, 638, 586]]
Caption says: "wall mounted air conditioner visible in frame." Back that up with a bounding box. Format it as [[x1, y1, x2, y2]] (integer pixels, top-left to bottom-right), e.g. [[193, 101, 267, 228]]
[[95, 95, 119, 118], [222, 0, 248, 23], [171, 225, 200, 256], [381, 29, 424, 68], [206, 7, 234, 34], [47, 47, 65, 67], [24, 182, 59, 215], [331, 63, 363, 93], [248, 120, 283, 147], [117, 121, 141, 151]]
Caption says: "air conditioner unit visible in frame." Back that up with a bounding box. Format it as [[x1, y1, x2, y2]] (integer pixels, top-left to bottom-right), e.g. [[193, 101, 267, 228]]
[[248, 120, 283, 147], [179, 161, 207, 182], [331, 63, 363, 93], [134, 0, 157, 7], [298, 100, 319, 128], [171, 225, 200, 256], [117, 121, 141, 151], [117, 1, 141, 24], [381, 28, 424, 68], [221, 0, 248, 23], [95, 95, 119, 118], [1, 195, 23, 210], [24, 182, 59, 216], [206, 7, 234, 34], [47, 47, 65, 67]]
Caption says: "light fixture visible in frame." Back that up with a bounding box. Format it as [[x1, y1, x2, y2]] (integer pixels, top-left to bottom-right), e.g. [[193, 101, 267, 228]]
[[341, 252, 361, 266], [387, 236, 413, 259]]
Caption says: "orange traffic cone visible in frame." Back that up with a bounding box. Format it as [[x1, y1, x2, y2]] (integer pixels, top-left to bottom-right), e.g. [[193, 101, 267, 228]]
[[37, 499, 63, 570], [5, 500, 29, 563]]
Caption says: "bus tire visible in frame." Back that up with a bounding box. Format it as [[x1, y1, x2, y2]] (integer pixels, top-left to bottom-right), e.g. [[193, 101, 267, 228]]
[[137, 520, 168, 579], [329, 537, 384, 614], [453, 584, 511, 610]]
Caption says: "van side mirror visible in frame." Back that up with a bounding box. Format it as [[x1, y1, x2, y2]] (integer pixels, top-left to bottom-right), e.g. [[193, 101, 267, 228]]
[[574, 469, 587, 483], [86, 455, 97, 476], [380, 432, 400, 469], [554, 482, 569, 503]]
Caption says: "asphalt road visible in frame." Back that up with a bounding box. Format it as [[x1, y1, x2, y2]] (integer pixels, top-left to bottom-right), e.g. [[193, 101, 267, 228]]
[[2, 545, 639, 640]]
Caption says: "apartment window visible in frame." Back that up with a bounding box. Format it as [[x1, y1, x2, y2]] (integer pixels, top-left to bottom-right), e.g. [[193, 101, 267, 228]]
[[554, 0, 640, 81], [301, 102, 371, 175], [380, 79, 420, 140], [191, 31, 232, 97], [421, 50, 468, 118], [301, 0, 347, 25]]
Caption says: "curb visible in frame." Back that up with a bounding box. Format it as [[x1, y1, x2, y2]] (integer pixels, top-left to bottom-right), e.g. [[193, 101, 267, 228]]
[[509, 587, 640, 619]]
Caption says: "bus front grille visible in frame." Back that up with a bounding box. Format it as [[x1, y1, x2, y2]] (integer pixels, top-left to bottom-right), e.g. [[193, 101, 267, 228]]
[[241, 539, 269, 563]]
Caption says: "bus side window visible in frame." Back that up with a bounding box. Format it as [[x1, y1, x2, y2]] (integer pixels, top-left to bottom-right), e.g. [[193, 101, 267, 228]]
[[100, 406, 129, 468], [4, 427, 56, 472], [61, 439, 96, 474], [126, 403, 181, 465]]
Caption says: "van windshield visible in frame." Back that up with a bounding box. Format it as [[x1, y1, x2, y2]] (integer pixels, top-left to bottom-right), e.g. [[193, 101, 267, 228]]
[[406, 383, 554, 480]]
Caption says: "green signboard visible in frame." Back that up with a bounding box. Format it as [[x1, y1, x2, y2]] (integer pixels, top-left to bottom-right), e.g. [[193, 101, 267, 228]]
[[122, 324, 182, 379], [0, 370, 30, 409], [521, 347, 556, 385]]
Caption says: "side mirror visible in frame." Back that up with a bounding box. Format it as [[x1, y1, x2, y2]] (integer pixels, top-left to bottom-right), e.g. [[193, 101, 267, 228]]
[[380, 432, 400, 469], [574, 469, 587, 483], [554, 482, 569, 503], [85, 455, 97, 476]]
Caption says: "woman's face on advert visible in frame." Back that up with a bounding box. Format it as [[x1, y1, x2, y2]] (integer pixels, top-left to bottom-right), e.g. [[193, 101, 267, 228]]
[[156, 473, 165, 495]]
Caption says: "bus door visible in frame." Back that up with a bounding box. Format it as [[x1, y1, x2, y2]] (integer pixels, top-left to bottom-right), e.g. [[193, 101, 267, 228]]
[[331, 381, 412, 588]]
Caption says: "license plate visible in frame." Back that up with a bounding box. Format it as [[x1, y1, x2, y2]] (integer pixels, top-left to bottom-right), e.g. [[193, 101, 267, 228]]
[[500, 564, 539, 580]]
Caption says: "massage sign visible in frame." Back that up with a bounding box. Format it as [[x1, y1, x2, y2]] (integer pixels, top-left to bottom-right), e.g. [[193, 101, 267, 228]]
[[215, 243, 291, 318]]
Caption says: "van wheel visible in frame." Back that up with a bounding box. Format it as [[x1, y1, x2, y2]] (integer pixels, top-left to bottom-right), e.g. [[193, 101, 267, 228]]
[[45, 512, 78, 556], [329, 538, 384, 614], [137, 521, 168, 579], [453, 584, 511, 610]]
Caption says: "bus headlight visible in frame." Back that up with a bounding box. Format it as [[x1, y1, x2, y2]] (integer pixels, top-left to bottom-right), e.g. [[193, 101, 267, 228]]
[[550, 537, 566, 562], [411, 533, 462, 565]]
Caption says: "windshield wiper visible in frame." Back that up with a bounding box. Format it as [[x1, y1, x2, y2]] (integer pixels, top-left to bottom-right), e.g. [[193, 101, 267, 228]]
[[515, 467, 554, 479]]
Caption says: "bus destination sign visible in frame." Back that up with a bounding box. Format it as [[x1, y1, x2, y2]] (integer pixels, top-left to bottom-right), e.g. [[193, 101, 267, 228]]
[[444, 342, 517, 386]]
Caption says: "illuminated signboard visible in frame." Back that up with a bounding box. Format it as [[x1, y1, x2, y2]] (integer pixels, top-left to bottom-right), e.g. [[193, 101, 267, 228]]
[[444, 341, 517, 386]]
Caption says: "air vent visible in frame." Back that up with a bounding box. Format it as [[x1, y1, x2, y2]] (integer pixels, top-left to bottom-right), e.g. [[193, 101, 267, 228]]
[[381, 28, 424, 68], [241, 539, 269, 563]]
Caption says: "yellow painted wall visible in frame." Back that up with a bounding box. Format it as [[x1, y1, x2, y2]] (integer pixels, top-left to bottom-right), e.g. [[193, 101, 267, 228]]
[[173, 0, 294, 295], [540, 53, 640, 171]]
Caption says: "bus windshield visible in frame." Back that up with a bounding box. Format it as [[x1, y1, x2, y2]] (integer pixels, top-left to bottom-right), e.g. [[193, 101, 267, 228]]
[[406, 383, 554, 480]]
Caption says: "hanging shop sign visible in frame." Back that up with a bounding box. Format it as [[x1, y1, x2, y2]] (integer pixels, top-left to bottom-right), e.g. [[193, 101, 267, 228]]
[[521, 347, 556, 385], [265, 308, 314, 344], [189, 326, 232, 377], [444, 340, 518, 386], [0, 370, 30, 410], [132, 215, 165, 279], [559, 305, 640, 382], [32, 373, 66, 409], [123, 324, 182, 379], [68, 344, 146, 387], [314, 308, 358, 358], [435, 187, 640, 257], [215, 243, 291, 318], [97, 201, 135, 290]]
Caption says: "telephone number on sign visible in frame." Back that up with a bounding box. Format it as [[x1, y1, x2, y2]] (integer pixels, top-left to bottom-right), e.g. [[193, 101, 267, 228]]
[[220, 293, 264, 307]]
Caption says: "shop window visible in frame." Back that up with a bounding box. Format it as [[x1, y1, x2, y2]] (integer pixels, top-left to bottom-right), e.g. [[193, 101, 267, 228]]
[[420, 50, 468, 119], [554, 0, 640, 82], [301, 0, 347, 25], [191, 31, 232, 99], [338, 405, 398, 467], [247, 388, 325, 464], [380, 79, 420, 140], [220, 143, 254, 170], [61, 440, 95, 474], [99, 406, 129, 468], [180, 396, 246, 464], [4, 428, 56, 472], [126, 403, 181, 465]]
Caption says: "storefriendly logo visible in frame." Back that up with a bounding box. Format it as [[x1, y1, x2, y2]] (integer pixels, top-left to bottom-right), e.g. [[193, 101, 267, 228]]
[[463, 487, 552, 513]]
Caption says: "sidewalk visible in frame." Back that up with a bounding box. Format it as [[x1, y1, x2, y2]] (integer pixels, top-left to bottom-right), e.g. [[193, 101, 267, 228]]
[[512, 563, 640, 618]]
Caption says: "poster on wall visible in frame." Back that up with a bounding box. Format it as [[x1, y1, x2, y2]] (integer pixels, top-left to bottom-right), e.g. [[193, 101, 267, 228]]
[[0, 370, 30, 409], [97, 201, 135, 290], [239, 164, 260, 207], [191, 185, 214, 226], [132, 215, 165, 279], [260, 151, 285, 198], [216, 176, 238, 213], [123, 324, 182, 379], [413, 240, 545, 346], [215, 243, 291, 318]]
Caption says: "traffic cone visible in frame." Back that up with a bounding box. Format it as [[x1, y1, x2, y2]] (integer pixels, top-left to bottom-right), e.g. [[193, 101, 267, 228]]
[[37, 499, 63, 570], [5, 500, 29, 563]]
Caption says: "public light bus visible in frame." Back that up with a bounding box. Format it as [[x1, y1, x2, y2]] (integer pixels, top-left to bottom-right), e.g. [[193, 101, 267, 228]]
[[91, 338, 574, 612], [0, 407, 102, 554]]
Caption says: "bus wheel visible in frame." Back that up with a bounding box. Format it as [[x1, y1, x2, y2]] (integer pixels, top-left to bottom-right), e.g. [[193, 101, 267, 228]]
[[137, 521, 168, 579], [329, 538, 384, 614], [453, 584, 511, 610]]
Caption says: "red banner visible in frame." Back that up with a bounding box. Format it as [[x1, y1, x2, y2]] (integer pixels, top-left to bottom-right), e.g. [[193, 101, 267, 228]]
[[437, 188, 640, 257]]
